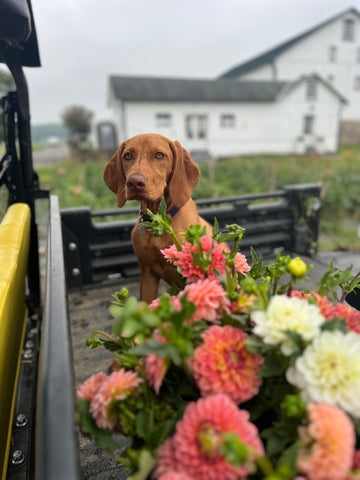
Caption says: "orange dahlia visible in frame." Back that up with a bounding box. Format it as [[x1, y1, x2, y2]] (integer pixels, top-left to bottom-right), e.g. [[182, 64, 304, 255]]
[[297, 403, 355, 480], [190, 325, 263, 404]]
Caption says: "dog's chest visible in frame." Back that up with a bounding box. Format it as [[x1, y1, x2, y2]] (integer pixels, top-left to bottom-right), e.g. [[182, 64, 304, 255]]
[[131, 224, 172, 262]]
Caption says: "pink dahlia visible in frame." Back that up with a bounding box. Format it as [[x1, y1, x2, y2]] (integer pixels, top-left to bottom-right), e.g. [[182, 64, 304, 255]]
[[155, 394, 264, 480], [232, 252, 251, 275], [191, 325, 263, 404], [297, 403, 355, 480], [179, 279, 230, 324], [89, 369, 143, 429], [200, 235, 212, 252], [161, 237, 239, 283], [158, 473, 195, 480], [144, 333, 169, 394], [76, 372, 107, 401], [332, 302, 360, 334], [161, 242, 205, 282]]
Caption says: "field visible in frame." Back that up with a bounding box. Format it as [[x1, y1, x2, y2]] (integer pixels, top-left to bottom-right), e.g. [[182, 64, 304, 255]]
[[33, 146, 360, 252]]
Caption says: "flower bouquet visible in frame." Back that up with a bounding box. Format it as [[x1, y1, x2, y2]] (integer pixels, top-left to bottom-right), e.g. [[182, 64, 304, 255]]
[[77, 199, 360, 480]]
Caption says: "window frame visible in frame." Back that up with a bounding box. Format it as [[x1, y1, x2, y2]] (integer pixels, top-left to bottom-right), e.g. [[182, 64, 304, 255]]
[[155, 113, 172, 128], [306, 78, 317, 101], [220, 114, 236, 129], [303, 115, 315, 135], [343, 18, 355, 41]]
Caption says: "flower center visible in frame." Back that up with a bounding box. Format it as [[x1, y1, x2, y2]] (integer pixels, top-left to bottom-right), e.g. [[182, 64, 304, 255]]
[[197, 423, 223, 459]]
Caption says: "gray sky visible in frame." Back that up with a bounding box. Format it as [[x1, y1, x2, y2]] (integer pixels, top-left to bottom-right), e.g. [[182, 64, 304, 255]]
[[11, 0, 360, 124]]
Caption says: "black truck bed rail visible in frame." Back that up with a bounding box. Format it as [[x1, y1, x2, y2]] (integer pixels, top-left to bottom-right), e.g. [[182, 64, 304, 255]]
[[61, 183, 320, 290]]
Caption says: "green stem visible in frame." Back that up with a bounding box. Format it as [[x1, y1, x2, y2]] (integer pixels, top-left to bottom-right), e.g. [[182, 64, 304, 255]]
[[255, 454, 276, 476], [91, 330, 121, 345]]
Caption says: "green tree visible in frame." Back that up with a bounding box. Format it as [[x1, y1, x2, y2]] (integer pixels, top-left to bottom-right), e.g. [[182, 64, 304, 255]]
[[61, 105, 94, 147]]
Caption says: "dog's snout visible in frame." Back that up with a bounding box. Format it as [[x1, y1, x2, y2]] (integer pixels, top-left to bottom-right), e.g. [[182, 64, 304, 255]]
[[126, 174, 146, 191]]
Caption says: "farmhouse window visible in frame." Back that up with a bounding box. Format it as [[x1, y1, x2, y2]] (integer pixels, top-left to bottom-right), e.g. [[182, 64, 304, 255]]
[[220, 114, 235, 128], [343, 18, 355, 41], [329, 45, 337, 62], [306, 78, 317, 101], [156, 114, 172, 128], [185, 115, 207, 139], [303, 115, 314, 134]]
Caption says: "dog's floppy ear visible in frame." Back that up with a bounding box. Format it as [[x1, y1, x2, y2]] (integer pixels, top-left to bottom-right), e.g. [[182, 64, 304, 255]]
[[103, 143, 127, 207], [168, 140, 200, 207]]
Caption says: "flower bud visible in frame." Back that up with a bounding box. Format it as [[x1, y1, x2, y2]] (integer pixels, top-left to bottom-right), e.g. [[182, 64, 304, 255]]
[[288, 257, 307, 277]]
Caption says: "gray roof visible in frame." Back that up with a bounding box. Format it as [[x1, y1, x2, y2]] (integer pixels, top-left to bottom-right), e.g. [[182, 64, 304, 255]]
[[220, 7, 360, 79], [109, 76, 288, 102]]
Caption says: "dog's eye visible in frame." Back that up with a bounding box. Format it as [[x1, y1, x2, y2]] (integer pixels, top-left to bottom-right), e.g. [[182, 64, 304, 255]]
[[155, 152, 164, 159], [123, 152, 132, 160]]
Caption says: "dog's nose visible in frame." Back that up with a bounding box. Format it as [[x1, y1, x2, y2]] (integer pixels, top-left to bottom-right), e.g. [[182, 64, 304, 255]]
[[126, 174, 146, 191]]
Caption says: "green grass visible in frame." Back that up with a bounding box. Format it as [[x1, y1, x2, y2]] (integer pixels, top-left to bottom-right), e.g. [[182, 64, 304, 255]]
[[24, 146, 360, 251]]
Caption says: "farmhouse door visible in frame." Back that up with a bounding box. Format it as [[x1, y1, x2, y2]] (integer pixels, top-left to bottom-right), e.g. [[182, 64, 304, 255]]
[[185, 115, 208, 149]]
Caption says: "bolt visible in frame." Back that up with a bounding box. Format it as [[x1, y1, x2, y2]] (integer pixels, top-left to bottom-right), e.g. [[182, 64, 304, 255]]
[[72, 267, 81, 277], [28, 328, 38, 338], [23, 349, 33, 360], [11, 450, 25, 466], [25, 340, 35, 349], [15, 414, 28, 428], [68, 242, 77, 251]]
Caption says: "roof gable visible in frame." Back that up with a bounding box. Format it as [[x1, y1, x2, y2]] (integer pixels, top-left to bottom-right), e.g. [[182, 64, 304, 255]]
[[109, 76, 288, 102], [220, 7, 360, 79], [109, 74, 347, 105]]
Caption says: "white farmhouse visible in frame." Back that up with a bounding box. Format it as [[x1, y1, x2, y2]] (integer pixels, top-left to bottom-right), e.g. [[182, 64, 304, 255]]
[[108, 74, 345, 157], [220, 7, 360, 144], [107, 7, 357, 157]]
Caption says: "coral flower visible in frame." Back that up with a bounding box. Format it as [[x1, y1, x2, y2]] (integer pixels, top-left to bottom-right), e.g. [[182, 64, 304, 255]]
[[191, 325, 263, 404], [155, 394, 264, 480], [89, 369, 143, 429], [158, 473, 195, 480], [161, 237, 249, 283], [144, 333, 169, 394], [145, 353, 168, 394], [286, 330, 360, 418], [179, 279, 230, 323], [331, 302, 360, 334], [77, 372, 107, 401], [232, 252, 251, 275], [297, 403, 355, 480]]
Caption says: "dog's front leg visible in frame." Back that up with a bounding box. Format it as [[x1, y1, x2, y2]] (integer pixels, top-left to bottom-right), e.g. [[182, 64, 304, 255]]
[[140, 267, 160, 304]]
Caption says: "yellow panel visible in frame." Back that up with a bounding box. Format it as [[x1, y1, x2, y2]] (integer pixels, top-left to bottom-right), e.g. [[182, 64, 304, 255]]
[[0, 204, 31, 480]]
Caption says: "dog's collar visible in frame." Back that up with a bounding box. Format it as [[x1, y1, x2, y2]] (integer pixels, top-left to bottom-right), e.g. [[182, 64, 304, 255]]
[[139, 205, 180, 223]]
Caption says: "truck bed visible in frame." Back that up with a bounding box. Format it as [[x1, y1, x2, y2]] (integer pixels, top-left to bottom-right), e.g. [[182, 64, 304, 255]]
[[67, 250, 360, 479]]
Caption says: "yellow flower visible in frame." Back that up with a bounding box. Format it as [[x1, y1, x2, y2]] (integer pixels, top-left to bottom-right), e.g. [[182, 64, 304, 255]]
[[288, 257, 307, 277]]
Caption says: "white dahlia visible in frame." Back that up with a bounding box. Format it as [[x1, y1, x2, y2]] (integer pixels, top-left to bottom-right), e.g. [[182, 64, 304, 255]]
[[251, 295, 325, 355], [286, 330, 360, 418]]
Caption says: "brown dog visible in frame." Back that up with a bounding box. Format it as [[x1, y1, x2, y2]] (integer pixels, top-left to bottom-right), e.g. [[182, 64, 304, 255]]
[[103, 133, 213, 303]]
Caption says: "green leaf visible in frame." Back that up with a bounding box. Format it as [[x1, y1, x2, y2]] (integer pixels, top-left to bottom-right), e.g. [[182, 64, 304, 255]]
[[321, 316, 348, 333], [135, 410, 148, 440], [259, 352, 286, 378], [130, 339, 182, 366], [127, 449, 158, 480], [277, 440, 302, 477], [145, 420, 175, 449]]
